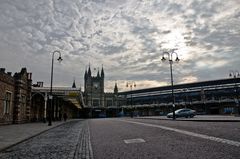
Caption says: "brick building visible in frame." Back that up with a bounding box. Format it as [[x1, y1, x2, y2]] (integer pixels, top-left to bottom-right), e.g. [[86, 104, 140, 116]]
[[0, 68, 32, 124]]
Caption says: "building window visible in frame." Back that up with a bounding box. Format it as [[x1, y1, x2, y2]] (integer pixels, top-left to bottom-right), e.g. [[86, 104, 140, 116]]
[[92, 99, 100, 107], [107, 100, 113, 107], [4, 92, 12, 114], [224, 107, 234, 114]]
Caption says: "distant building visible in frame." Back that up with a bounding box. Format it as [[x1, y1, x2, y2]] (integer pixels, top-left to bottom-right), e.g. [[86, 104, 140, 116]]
[[30, 65, 124, 121], [83, 65, 124, 117], [0, 68, 32, 124], [119, 78, 240, 116]]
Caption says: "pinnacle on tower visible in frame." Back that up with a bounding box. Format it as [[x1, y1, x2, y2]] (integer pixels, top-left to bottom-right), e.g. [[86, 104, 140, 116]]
[[72, 78, 76, 88], [88, 64, 91, 77], [101, 64, 104, 78], [97, 68, 100, 78], [84, 69, 88, 80], [114, 81, 118, 94]]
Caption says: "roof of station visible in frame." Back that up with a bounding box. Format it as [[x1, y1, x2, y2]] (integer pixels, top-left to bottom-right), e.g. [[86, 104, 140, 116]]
[[32, 86, 83, 109], [119, 78, 240, 95]]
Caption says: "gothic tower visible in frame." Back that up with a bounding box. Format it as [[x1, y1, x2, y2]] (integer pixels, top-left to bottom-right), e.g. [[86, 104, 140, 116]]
[[84, 65, 105, 107]]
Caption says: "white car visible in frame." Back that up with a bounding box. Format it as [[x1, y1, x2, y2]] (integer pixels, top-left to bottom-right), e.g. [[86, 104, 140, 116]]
[[167, 108, 196, 118]]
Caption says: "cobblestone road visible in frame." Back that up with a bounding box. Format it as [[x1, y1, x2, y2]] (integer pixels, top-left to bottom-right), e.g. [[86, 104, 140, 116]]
[[0, 120, 93, 159]]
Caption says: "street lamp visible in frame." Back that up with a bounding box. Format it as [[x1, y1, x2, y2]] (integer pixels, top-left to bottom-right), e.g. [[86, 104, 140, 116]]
[[161, 50, 180, 120], [48, 50, 63, 126], [229, 70, 240, 116], [126, 81, 136, 118]]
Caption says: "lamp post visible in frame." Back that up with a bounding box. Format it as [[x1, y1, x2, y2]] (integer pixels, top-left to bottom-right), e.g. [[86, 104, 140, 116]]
[[161, 50, 180, 120], [229, 70, 240, 116], [126, 81, 136, 118], [48, 50, 63, 126]]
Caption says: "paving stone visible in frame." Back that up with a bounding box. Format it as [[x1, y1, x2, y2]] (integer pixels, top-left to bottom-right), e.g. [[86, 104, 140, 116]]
[[0, 120, 93, 159]]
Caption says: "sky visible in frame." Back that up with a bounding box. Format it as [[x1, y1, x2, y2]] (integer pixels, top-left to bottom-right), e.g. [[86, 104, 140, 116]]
[[0, 0, 240, 92]]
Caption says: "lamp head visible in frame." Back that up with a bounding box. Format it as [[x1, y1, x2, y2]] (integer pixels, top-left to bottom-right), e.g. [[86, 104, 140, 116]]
[[57, 56, 63, 63], [161, 57, 166, 61], [175, 57, 180, 62]]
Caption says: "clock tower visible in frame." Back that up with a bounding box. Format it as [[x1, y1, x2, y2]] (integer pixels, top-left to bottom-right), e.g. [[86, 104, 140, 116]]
[[84, 65, 104, 107], [83, 65, 122, 118]]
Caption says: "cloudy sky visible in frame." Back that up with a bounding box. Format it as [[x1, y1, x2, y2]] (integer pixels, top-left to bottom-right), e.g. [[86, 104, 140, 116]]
[[0, 0, 240, 92]]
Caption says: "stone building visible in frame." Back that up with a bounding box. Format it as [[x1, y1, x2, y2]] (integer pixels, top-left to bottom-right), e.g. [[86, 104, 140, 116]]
[[83, 65, 122, 117], [84, 66, 105, 107], [0, 68, 32, 124]]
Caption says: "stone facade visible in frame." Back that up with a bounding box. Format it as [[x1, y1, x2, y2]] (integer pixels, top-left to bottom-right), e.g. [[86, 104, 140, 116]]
[[0, 68, 15, 124], [0, 68, 32, 124], [83, 66, 118, 108]]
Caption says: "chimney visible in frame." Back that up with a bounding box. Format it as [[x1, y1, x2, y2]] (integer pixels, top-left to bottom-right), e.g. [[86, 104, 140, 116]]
[[37, 81, 43, 87]]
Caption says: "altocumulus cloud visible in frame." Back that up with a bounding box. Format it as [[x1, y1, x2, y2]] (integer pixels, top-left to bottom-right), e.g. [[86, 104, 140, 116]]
[[0, 0, 240, 91]]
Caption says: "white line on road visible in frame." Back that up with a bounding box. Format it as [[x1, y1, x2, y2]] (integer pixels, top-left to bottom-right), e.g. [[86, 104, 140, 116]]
[[87, 122, 94, 159], [124, 138, 146, 144], [119, 120, 240, 147]]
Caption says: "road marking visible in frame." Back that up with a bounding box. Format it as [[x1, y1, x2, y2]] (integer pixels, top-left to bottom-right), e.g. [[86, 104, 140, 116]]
[[120, 120, 240, 147], [87, 122, 94, 159], [124, 138, 145, 144]]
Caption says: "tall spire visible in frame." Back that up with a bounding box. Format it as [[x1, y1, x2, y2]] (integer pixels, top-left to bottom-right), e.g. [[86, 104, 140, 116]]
[[72, 78, 76, 88], [97, 67, 100, 78], [101, 64, 104, 78], [114, 81, 118, 94], [84, 68, 88, 80], [88, 63, 91, 77]]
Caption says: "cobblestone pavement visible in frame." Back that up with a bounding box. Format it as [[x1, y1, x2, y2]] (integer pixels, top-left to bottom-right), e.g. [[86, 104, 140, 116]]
[[0, 120, 93, 159]]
